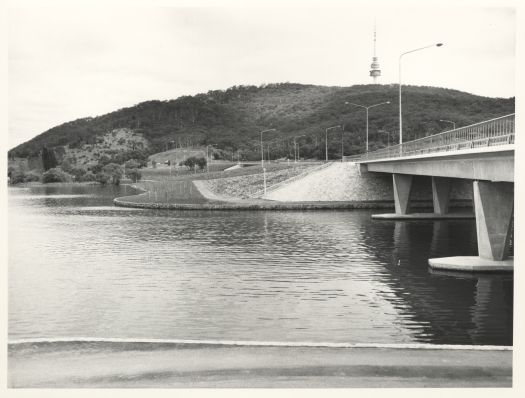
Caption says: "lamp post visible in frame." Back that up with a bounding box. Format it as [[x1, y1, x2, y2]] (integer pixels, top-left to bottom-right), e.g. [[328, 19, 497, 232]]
[[325, 125, 341, 162], [439, 119, 456, 130], [345, 101, 390, 152], [260, 128, 276, 196], [260, 128, 276, 168], [206, 144, 216, 174], [293, 134, 306, 163], [399, 43, 443, 145], [341, 125, 344, 162]]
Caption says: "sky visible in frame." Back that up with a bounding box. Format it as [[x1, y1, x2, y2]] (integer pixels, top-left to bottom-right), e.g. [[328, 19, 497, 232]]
[[7, 1, 516, 148]]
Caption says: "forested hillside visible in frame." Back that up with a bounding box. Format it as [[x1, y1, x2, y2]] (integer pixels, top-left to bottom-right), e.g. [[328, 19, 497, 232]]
[[9, 83, 515, 161]]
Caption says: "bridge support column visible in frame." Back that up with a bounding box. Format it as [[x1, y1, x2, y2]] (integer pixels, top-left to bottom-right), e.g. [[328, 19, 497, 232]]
[[428, 180, 513, 272], [473, 181, 513, 261], [432, 177, 451, 215], [393, 174, 413, 215]]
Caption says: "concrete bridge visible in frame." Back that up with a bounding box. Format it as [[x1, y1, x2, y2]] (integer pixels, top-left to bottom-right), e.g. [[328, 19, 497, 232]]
[[346, 114, 515, 272]]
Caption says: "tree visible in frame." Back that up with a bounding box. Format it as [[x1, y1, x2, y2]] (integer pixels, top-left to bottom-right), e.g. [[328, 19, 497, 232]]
[[124, 159, 141, 170], [180, 156, 197, 171], [195, 157, 207, 170], [96, 172, 110, 185], [8, 169, 41, 184], [79, 171, 96, 182], [60, 157, 75, 173], [41, 146, 57, 171], [126, 168, 142, 183], [70, 167, 87, 181], [42, 168, 72, 183], [102, 163, 123, 185]]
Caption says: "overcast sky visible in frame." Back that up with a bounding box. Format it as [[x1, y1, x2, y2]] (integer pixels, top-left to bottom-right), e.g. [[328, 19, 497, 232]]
[[8, 2, 516, 148]]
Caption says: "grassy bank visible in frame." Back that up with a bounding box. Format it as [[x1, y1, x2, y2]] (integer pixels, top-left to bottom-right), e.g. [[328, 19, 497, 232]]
[[117, 162, 325, 205]]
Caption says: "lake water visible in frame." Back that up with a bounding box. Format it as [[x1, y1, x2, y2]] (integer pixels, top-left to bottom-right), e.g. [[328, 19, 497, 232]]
[[8, 184, 513, 346]]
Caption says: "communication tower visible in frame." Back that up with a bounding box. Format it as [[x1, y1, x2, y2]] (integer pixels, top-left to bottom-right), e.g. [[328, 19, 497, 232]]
[[369, 24, 381, 84]]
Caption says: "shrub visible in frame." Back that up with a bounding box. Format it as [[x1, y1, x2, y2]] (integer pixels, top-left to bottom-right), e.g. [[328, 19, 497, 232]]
[[124, 159, 141, 170], [23, 171, 41, 182], [69, 167, 86, 181], [96, 172, 110, 185], [42, 167, 72, 183], [79, 171, 96, 182], [195, 157, 207, 170], [180, 156, 206, 171], [6, 170, 40, 184]]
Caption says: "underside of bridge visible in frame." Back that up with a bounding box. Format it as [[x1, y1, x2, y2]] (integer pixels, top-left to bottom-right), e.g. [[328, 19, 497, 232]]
[[364, 148, 514, 182], [359, 148, 514, 272]]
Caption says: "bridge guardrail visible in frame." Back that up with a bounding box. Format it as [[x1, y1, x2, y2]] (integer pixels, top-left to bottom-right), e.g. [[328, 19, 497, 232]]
[[344, 113, 515, 163]]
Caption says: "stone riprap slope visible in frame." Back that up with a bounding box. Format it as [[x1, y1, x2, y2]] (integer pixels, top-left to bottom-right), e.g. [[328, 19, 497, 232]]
[[205, 164, 320, 199], [265, 163, 392, 201], [265, 163, 473, 202]]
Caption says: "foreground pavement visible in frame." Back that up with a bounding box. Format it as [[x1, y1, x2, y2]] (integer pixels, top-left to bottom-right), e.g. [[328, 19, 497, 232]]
[[8, 341, 512, 388]]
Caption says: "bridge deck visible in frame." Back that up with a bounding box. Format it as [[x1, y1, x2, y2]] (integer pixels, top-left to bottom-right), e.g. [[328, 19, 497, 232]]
[[344, 114, 515, 166]]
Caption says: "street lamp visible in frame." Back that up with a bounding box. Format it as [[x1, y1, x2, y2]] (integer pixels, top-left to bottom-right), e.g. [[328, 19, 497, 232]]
[[293, 134, 306, 163], [325, 125, 341, 162], [206, 144, 217, 174], [260, 128, 276, 168], [341, 125, 345, 162], [399, 43, 443, 145], [345, 101, 390, 152], [439, 119, 456, 130], [260, 128, 276, 196]]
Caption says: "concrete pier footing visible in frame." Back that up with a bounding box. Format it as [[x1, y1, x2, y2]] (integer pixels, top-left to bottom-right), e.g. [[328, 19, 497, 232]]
[[428, 256, 514, 272], [371, 212, 474, 220], [428, 180, 514, 272]]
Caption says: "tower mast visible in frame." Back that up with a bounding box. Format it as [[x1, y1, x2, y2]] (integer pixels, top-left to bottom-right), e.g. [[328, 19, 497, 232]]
[[369, 22, 381, 84]]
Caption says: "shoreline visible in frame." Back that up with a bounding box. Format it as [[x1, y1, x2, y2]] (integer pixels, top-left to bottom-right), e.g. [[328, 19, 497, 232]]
[[113, 196, 399, 210], [114, 196, 473, 211]]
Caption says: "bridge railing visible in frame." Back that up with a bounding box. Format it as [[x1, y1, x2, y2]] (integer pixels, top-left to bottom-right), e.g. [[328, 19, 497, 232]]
[[343, 113, 515, 163]]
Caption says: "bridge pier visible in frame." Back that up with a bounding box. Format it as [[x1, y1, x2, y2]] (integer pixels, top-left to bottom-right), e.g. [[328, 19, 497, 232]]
[[393, 174, 413, 215], [428, 180, 513, 272], [371, 174, 474, 220], [432, 177, 451, 215]]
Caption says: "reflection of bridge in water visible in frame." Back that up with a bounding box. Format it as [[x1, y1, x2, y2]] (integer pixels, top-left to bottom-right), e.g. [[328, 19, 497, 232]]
[[358, 219, 513, 345], [240, 211, 513, 345], [347, 114, 515, 272]]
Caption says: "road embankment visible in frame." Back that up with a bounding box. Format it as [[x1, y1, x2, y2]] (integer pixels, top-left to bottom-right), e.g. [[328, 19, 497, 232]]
[[113, 162, 473, 211]]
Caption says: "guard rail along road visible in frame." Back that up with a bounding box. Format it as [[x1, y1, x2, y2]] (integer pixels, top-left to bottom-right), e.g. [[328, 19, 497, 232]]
[[343, 114, 515, 163]]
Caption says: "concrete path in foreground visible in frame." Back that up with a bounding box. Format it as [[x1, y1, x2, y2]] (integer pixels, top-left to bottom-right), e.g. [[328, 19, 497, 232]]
[[8, 342, 512, 388]]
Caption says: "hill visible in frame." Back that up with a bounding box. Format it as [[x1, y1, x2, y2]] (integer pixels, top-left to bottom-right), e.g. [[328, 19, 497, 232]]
[[8, 83, 515, 162]]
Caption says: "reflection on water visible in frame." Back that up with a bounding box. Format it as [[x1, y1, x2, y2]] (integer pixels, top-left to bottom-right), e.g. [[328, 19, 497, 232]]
[[8, 185, 513, 345]]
